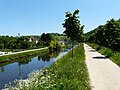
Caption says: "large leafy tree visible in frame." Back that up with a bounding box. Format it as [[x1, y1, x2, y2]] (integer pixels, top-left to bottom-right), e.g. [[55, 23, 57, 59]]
[[104, 19, 120, 50], [62, 9, 84, 58], [41, 33, 54, 46], [86, 18, 120, 51], [62, 9, 84, 43]]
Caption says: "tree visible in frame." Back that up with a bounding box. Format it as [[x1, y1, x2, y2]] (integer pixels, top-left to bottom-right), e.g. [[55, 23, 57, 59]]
[[104, 19, 120, 51], [0, 43, 4, 49], [95, 25, 106, 46], [62, 9, 84, 58], [7, 39, 16, 49], [49, 40, 62, 52], [77, 25, 84, 44], [36, 40, 46, 48], [41, 33, 46, 42], [85, 18, 120, 51], [41, 33, 54, 46]]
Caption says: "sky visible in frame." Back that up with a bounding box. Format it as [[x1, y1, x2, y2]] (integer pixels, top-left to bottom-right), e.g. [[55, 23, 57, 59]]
[[0, 0, 120, 36]]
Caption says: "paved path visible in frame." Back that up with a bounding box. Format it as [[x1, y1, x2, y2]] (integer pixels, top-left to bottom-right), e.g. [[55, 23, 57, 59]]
[[84, 43, 120, 90], [0, 47, 48, 57]]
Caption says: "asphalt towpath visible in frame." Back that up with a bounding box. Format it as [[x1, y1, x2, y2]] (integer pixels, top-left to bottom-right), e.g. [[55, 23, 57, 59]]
[[84, 43, 120, 90]]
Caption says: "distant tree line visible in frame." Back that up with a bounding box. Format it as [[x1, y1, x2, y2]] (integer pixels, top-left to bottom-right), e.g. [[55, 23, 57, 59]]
[[85, 18, 120, 51], [0, 33, 67, 50], [0, 36, 37, 49]]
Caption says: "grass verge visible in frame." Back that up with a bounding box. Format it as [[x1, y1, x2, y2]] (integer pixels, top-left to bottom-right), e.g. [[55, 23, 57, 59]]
[[87, 43, 120, 66], [0, 49, 49, 63], [4, 44, 91, 90]]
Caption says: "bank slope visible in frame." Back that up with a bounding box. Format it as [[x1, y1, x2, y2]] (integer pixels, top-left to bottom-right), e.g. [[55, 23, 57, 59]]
[[4, 44, 91, 90]]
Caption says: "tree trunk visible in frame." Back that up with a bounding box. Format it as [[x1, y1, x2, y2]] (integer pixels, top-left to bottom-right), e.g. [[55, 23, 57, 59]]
[[72, 41, 74, 59]]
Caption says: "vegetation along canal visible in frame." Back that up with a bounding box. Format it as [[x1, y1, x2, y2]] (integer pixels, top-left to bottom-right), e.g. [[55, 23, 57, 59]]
[[0, 49, 70, 89]]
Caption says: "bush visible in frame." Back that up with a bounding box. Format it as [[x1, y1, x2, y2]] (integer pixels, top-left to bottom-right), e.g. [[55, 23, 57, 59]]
[[49, 41, 62, 52]]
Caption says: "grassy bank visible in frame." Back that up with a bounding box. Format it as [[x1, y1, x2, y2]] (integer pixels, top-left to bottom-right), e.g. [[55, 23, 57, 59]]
[[4, 44, 91, 90], [87, 43, 120, 66], [0, 49, 26, 52], [0, 48, 49, 63], [0, 51, 49, 67]]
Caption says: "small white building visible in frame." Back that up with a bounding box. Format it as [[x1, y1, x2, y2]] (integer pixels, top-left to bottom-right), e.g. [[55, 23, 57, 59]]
[[59, 40, 65, 45]]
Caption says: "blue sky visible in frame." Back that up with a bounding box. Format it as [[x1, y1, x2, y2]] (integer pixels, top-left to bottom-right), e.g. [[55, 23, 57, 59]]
[[0, 0, 120, 36]]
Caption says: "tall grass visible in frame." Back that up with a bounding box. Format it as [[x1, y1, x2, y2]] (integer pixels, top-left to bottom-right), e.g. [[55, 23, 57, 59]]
[[3, 44, 91, 90]]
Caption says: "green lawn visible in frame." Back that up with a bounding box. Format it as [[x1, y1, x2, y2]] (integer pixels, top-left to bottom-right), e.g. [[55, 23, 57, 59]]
[[4, 44, 91, 90]]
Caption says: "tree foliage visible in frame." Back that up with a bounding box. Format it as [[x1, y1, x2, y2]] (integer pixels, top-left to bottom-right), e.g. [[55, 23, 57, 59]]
[[41, 33, 55, 46], [49, 40, 62, 52], [0, 36, 31, 49], [85, 18, 120, 51], [0, 36, 41, 49], [62, 9, 84, 43], [0, 33, 67, 50]]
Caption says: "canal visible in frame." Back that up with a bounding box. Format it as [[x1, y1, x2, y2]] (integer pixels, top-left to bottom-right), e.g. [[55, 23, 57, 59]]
[[0, 49, 70, 89]]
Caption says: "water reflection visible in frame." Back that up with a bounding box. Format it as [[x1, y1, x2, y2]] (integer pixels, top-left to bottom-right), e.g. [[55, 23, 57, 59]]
[[18, 59, 32, 65], [0, 50, 61, 73], [0, 48, 69, 89], [38, 53, 50, 62], [0, 67, 4, 72], [38, 50, 61, 62], [18, 63, 22, 79]]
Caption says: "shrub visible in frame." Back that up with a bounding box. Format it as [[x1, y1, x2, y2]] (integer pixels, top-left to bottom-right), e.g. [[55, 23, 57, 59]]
[[49, 41, 62, 52]]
